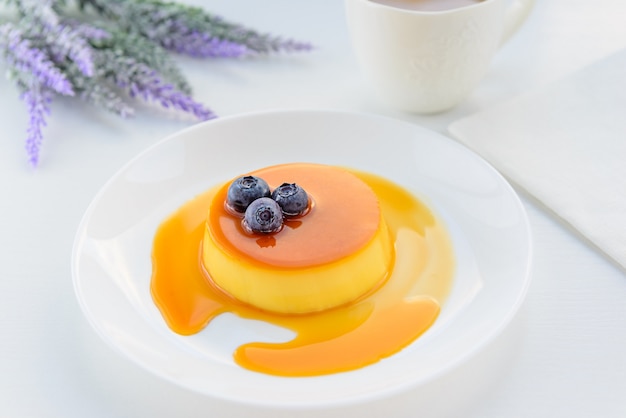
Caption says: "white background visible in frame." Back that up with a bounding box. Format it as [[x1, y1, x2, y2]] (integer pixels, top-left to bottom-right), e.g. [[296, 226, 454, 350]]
[[1, 0, 625, 417]]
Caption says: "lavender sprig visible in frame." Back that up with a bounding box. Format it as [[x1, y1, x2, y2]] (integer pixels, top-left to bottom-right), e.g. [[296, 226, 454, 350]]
[[96, 48, 215, 120], [44, 22, 96, 77], [21, 84, 53, 166], [0, 23, 74, 96], [78, 0, 313, 57]]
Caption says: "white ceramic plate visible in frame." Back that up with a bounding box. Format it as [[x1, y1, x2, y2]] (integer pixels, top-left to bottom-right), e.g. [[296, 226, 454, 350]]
[[72, 109, 531, 408]]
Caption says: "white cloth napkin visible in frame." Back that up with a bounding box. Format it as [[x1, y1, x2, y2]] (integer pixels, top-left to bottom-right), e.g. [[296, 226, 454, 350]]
[[449, 48, 626, 270]]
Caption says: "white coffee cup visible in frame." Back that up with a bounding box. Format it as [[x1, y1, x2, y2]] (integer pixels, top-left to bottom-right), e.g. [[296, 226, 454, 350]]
[[345, 0, 535, 113]]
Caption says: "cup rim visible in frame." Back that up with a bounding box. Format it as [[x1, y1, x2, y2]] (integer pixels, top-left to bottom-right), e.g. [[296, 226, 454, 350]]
[[357, 0, 493, 15]]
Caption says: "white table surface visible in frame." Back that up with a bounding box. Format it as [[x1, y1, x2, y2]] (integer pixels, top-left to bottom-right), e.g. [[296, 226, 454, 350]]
[[2, 1, 626, 417]]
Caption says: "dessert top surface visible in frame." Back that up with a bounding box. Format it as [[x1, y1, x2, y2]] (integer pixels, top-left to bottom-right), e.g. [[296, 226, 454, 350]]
[[207, 163, 382, 268]]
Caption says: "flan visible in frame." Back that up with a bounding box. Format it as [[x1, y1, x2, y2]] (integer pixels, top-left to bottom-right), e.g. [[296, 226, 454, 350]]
[[201, 163, 395, 314]]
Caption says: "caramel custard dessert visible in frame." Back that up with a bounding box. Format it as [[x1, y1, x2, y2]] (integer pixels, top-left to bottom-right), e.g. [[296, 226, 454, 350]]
[[203, 163, 393, 314], [151, 162, 455, 377]]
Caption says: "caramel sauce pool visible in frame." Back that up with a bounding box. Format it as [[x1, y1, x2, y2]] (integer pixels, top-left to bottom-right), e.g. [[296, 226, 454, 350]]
[[150, 170, 455, 377]]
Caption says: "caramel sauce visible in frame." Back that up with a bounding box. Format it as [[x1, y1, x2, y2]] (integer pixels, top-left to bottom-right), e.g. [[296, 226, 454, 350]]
[[208, 163, 381, 267], [150, 169, 455, 376]]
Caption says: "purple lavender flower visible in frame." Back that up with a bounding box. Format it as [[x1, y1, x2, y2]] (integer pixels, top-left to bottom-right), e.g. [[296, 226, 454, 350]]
[[47, 24, 97, 76], [102, 51, 215, 120], [0, 24, 74, 96], [160, 29, 248, 58], [132, 80, 216, 120], [21, 85, 53, 167], [155, 16, 313, 56], [14, 2, 98, 76], [125, 67, 216, 120]]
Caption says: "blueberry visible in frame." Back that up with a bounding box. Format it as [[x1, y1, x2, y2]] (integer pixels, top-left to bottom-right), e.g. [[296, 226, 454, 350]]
[[271, 183, 309, 216], [243, 197, 284, 234], [226, 175, 271, 213]]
